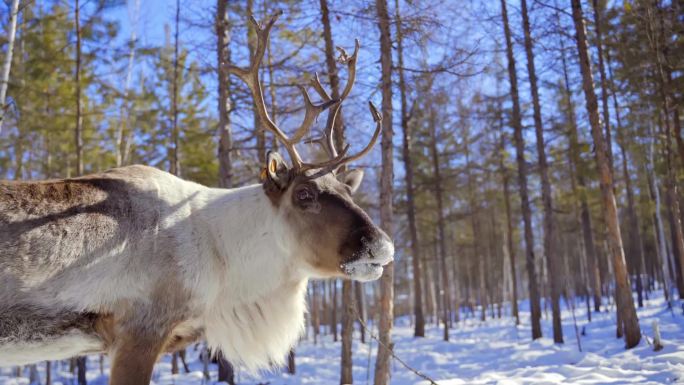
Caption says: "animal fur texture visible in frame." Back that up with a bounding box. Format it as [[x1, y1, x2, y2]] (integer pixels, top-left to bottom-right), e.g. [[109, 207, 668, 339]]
[[0, 164, 393, 374]]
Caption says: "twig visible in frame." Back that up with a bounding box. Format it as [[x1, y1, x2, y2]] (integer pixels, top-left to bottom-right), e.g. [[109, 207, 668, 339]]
[[353, 307, 439, 385]]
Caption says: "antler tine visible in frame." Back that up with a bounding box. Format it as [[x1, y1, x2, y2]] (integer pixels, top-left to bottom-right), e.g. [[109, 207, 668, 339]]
[[226, 11, 306, 168], [337, 101, 382, 165], [302, 102, 381, 178], [336, 39, 360, 101], [310, 73, 333, 103], [290, 85, 337, 144], [313, 40, 359, 165]]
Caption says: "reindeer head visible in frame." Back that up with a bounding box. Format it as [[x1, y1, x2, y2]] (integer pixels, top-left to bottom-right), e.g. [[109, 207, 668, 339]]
[[227, 12, 393, 282]]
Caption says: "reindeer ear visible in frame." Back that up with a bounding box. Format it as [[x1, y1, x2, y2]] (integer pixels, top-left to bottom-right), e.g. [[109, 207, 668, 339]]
[[261, 151, 291, 190], [338, 169, 364, 194]]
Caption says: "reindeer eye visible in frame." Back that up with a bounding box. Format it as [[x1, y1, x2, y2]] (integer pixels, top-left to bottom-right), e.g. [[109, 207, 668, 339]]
[[296, 187, 314, 202]]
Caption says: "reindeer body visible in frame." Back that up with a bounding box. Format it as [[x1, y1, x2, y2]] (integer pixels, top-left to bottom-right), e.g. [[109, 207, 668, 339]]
[[0, 165, 311, 373]]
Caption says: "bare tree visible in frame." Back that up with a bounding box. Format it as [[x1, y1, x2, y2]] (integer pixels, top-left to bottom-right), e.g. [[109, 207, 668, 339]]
[[394, 0, 425, 337], [217, 0, 233, 188], [520, 0, 562, 343], [496, 109, 519, 325], [74, 0, 83, 176], [374, 0, 395, 382], [428, 97, 452, 340], [499, 0, 542, 339], [555, 7, 602, 313], [169, 0, 181, 176], [570, 0, 641, 348]]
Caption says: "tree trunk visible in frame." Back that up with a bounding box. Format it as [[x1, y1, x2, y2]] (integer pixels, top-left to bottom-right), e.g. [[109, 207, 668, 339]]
[[0, 0, 20, 133], [319, 2, 355, 378], [355, 281, 367, 343], [340, 280, 354, 384], [312, 282, 320, 344], [76, 357, 87, 385], [497, 111, 519, 325], [217, 0, 233, 188], [428, 102, 451, 341], [571, 0, 641, 348], [332, 280, 338, 341], [606, 46, 646, 308], [520, 0, 562, 343], [646, 123, 673, 304], [74, 0, 84, 176], [500, 0, 542, 340], [556, 12, 603, 312], [394, 0, 425, 338], [591, 0, 613, 172], [169, 0, 181, 176], [374, 0, 394, 382], [462, 116, 485, 323]]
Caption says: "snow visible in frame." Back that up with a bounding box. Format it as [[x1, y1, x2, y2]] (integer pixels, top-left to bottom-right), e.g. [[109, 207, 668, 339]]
[[2, 293, 683, 384]]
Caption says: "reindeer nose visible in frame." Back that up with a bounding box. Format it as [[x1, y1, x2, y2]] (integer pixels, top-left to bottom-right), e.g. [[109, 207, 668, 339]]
[[369, 231, 394, 266]]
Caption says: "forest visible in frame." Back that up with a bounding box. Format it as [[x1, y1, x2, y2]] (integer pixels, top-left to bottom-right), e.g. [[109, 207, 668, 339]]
[[0, 0, 683, 384]]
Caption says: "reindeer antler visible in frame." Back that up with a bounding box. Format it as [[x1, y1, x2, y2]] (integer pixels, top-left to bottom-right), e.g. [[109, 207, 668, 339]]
[[226, 12, 381, 175]]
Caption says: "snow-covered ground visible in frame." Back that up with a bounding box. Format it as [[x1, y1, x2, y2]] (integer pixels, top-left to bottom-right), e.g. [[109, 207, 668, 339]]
[[2, 293, 683, 384]]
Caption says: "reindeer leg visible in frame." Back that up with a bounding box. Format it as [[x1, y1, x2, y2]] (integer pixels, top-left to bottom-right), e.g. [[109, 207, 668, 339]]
[[109, 330, 168, 385]]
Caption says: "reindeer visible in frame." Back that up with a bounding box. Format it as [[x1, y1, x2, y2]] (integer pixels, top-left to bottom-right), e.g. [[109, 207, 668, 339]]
[[0, 13, 393, 384]]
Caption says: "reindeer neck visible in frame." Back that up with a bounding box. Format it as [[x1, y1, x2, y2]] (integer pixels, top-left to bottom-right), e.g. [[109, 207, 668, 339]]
[[196, 183, 304, 302]]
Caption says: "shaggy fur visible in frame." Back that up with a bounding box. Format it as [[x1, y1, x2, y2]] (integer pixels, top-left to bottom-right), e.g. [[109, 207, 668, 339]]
[[0, 164, 393, 374]]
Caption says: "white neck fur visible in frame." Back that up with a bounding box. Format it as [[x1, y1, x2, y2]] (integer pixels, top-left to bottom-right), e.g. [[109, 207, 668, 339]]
[[194, 184, 308, 372]]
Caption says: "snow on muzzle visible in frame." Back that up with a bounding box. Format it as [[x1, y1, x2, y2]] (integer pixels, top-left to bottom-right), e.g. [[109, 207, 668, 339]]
[[342, 233, 394, 282]]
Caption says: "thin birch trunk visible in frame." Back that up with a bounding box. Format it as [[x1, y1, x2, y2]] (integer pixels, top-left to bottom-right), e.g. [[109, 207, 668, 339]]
[[217, 0, 233, 188], [0, 0, 20, 133]]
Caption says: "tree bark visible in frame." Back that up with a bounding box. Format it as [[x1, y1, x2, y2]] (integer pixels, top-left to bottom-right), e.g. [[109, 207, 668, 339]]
[[217, 0, 233, 188], [606, 46, 646, 308], [394, 0, 425, 338], [520, 0, 562, 343], [500, 0, 542, 340], [571, 0, 641, 348], [169, 0, 180, 176], [74, 0, 84, 176], [355, 281, 367, 343], [374, 0, 394, 382], [428, 102, 451, 341], [0, 0, 20, 133], [557, 12, 603, 312], [318, 2, 354, 379], [496, 110, 519, 325], [340, 280, 354, 384], [591, 0, 613, 172], [646, 123, 673, 304]]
